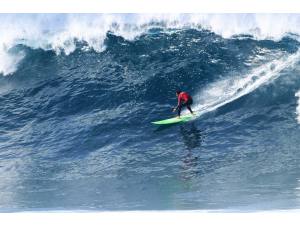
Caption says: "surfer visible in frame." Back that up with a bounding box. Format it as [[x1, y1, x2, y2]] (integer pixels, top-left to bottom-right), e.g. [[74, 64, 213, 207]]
[[173, 90, 194, 118]]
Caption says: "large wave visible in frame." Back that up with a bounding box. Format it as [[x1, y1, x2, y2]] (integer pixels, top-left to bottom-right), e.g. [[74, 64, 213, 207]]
[[1, 14, 300, 76], [1, 14, 300, 211]]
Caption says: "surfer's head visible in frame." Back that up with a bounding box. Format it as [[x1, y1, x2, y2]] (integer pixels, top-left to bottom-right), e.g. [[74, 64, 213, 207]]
[[176, 90, 181, 96]]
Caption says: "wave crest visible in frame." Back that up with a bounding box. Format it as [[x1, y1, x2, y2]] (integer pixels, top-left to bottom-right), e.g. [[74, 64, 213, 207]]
[[1, 14, 300, 75]]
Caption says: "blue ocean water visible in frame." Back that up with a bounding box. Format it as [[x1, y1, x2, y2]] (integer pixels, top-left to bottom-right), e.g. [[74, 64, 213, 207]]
[[1, 14, 300, 211]]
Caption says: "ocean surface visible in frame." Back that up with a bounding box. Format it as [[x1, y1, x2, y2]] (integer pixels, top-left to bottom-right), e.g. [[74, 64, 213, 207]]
[[1, 14, 300, 211]]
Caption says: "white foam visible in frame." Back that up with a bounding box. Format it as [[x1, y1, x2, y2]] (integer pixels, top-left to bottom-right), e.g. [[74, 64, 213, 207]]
[[1, 14, 300, 75], [295, 90, 300, 124], [0, 48, 24, 75], [193, 51, 300, 117]]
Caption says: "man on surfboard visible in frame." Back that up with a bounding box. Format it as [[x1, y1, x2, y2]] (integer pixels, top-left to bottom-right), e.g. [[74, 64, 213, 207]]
[[173, 90, 194, 118]]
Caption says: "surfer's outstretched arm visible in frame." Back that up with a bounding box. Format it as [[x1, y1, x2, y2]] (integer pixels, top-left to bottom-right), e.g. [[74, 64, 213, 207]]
[[173, 94, 181, 112], [173, 105, 179, 112]]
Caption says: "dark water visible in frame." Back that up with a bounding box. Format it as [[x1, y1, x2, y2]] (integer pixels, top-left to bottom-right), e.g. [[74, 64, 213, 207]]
[[1, 24, 300, 211]]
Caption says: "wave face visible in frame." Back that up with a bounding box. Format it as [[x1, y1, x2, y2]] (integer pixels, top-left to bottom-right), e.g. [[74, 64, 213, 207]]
[[1, 14, 300, 211]]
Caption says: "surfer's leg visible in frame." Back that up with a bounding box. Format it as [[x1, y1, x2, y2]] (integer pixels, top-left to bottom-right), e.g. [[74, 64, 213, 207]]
[[186, 99, 194, 115], [177, 104, 182, 117], [187, 105, 194, 114]]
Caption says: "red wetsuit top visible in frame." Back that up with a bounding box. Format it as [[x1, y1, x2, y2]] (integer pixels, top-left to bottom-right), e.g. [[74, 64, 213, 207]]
[[177, 92, 192, 106]]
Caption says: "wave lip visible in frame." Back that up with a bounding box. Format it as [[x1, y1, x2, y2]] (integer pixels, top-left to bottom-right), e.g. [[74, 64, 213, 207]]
[[1, 14, 300, 76]]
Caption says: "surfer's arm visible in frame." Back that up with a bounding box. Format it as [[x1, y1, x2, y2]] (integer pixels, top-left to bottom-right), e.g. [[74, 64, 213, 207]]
[[173, 97, 181, 112]]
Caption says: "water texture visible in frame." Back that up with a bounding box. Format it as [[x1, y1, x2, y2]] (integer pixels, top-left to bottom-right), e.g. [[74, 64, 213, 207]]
[[1, 14, 300, 211]]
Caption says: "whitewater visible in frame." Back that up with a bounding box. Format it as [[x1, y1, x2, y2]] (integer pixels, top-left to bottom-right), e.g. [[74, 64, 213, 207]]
[[2, 14, 300, 76], [1, 14, 300, 211]]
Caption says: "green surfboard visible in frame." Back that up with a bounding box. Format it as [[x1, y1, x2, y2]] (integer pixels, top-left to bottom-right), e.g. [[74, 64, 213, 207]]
[[152, 114, 196, 125]]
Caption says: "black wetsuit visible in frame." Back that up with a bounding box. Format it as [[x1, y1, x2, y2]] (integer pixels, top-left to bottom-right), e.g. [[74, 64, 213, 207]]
[[176, 92, 193, 116]]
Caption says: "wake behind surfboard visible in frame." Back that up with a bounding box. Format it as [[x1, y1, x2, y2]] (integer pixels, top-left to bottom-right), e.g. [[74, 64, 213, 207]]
[[152, 113, 196, 125]]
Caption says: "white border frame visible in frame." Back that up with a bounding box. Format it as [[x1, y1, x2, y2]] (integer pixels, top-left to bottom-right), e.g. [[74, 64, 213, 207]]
[[1, 0, 300, 225], [0, 0, 300, 13]]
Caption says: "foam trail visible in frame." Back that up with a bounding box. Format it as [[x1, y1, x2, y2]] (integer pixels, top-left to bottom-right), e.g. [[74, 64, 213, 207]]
[[192, 51, 300, 117], [295, 90, 300, 124]]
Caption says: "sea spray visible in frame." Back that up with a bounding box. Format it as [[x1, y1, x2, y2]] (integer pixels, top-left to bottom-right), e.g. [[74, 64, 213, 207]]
[[193, 51, 300, 117], [1, 14, 300, 76]]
